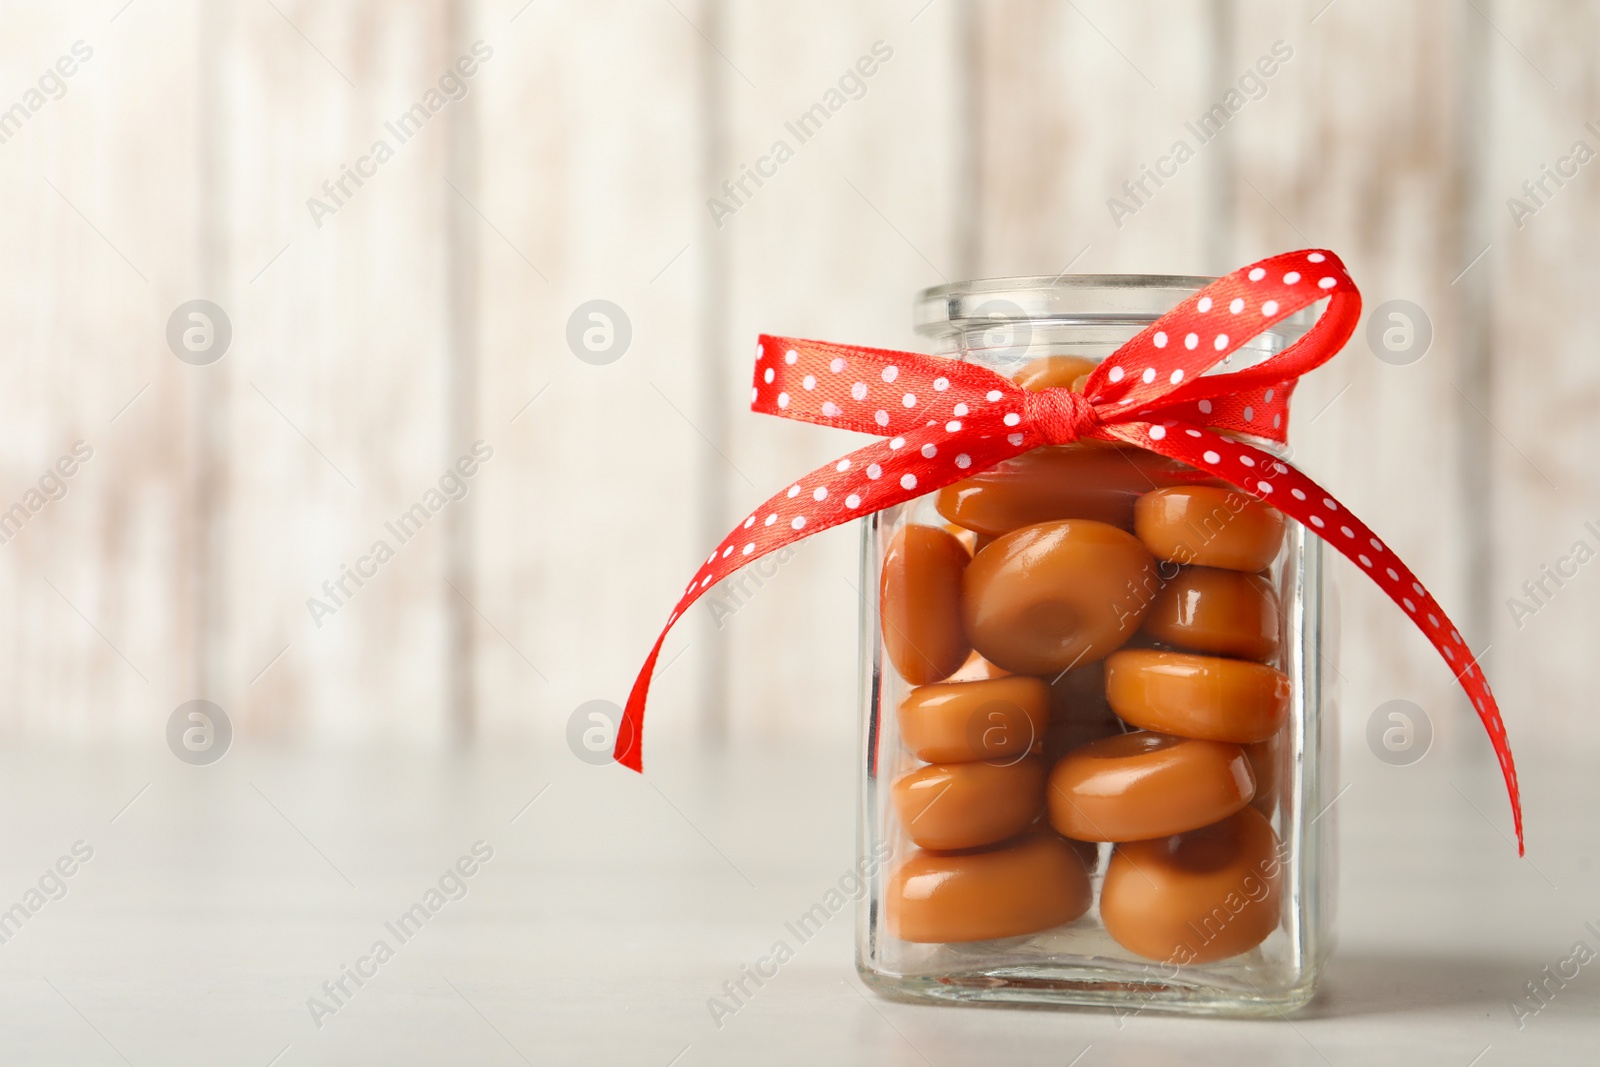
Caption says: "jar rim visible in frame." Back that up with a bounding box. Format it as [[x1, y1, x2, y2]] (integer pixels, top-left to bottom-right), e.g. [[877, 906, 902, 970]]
[[915, 274, 1222, 336]]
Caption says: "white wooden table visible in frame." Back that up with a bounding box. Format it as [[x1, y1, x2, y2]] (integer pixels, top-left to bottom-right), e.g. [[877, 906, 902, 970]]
[[0, 731, 1590, 1066]]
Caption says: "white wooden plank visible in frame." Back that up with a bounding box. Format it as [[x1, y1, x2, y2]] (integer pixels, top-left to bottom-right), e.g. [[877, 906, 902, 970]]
[[1478, 1, 1600, 744], [0, 5, 203, 736], [1231, 0, 1485, 747], [965, 0, 1217, 277], [212, 1, 463, 741], [706, 1, 967, 744], [468, 0, 708, 745]]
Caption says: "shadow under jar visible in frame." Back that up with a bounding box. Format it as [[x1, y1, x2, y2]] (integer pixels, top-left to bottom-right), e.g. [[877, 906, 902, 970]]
[[856, 276, 1337, 1016]]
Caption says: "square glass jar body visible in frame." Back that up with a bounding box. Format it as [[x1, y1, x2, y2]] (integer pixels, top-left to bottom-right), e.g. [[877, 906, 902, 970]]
[[855, 276, 1337, 1016]]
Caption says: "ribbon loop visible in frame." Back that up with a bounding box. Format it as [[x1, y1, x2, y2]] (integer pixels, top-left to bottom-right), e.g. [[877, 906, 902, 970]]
[[618, 248, 1525, 857], [1023, 388, 1101, 445]]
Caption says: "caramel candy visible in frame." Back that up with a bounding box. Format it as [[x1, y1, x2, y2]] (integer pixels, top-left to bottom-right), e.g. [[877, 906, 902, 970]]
[[899, 676, 1048, 764], [1100, 807, 1284, 964], [1104, 649, 1290, 744], [1135, 486, 1287, 573], [1043, 716, 1123, 764], [887, 831, 1093, 943], [946, 649, 1011, 683], [1141, 565, 1281, 662], [880, 524, 972, 684], [1043, 716, 1120, 767], [1246, 732, 1284, 815], [935, 446, 1209, 536], [893, 758, 1047, 851], [946, 524, 980, 554], [1068, 836, 1102, 876], [963, 520, 1157, 674], [1047, 731, 1254, 842], [1012, 355, 1097, 392], [1044, 661, 1123, 761], [1048, 659, 1110, 721]]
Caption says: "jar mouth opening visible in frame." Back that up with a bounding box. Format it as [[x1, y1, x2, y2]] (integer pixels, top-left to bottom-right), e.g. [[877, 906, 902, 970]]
[[915, 274, 1315, 336]]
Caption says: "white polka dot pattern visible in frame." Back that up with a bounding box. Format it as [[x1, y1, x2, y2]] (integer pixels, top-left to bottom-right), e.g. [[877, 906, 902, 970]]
[[616, 248, 1525, 858]]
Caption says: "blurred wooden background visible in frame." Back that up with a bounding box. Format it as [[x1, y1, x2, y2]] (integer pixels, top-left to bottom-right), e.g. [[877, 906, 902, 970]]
[[0, 0, 1593, 756]]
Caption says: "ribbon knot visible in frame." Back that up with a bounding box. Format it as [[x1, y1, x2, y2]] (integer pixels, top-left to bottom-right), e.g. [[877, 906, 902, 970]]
[[1023, 387, 1100, 445]]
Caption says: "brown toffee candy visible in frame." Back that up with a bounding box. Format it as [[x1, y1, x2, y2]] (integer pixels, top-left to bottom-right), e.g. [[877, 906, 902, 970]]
[[1047, 731, 1254, 842], [1246, 732, 1285, 815], [1104, 649, 1290, 744], [963, 520, 1157, 674], [935, 446, 1208, 536], [892, 758, 1047, 851], [1141, 565, 1282, 662], [887, 831, 1093, 943], [1100, 806, 1284, 964], [880, 524, 972, 685], [1011, 354, 1098, 393], [1134, 486, 1287, 572], [945, 649, 1012, 683], [898, 675, 1049, 764], [1043, 660, 1123, 761]]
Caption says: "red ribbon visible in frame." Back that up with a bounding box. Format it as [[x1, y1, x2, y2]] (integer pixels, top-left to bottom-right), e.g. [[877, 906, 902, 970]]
[[617, 249, 1524, 855]]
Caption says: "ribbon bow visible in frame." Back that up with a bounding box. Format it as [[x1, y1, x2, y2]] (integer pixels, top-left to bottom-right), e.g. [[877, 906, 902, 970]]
[[617, 249, 1524, 855]]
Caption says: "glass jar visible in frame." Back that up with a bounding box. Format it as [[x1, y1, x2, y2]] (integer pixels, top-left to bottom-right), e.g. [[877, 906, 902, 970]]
[[855, 275, 1336, 1016]]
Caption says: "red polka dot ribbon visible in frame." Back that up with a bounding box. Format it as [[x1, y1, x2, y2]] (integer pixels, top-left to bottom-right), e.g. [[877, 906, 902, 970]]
[[617, 249, 1524, 856]]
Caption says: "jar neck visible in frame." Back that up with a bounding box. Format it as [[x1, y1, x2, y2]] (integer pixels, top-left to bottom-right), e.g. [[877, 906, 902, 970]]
[[915, 275, 1313, 378], [915, 275, 1306, 456]]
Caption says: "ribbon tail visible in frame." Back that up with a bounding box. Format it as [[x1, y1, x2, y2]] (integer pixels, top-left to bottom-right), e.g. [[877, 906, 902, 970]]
[[615, 631, 663, 771], [1105, 420, 1525, 855], [614, 420, 1025, 771]]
